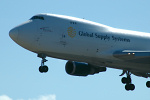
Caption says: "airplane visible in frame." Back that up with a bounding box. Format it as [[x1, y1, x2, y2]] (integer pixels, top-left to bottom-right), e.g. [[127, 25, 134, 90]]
[[9, 13, 150, 91]]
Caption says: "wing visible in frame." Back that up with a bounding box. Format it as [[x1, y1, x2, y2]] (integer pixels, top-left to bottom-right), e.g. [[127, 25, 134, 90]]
[[113, 50, 150, 64]]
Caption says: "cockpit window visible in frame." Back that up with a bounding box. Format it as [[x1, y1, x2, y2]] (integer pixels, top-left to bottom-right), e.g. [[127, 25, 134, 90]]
[[30, 16, 44, 20]]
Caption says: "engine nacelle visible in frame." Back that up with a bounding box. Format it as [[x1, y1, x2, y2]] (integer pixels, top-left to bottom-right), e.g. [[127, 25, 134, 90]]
[[65, 61, 106, 76]]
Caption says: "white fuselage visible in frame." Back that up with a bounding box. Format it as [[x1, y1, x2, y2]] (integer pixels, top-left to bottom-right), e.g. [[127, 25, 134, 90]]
[[9, 14, 150, 73]]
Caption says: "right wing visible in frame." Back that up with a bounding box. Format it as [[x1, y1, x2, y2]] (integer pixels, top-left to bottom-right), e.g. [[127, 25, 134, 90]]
[[113, 50, 150, 64]]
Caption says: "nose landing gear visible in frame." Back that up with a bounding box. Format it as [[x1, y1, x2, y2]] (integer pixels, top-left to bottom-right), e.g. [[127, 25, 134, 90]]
[[38, 54, 48, 73]]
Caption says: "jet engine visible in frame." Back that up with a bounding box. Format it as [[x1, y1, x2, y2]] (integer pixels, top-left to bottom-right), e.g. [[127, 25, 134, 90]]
[[65, 61, 106, 76]]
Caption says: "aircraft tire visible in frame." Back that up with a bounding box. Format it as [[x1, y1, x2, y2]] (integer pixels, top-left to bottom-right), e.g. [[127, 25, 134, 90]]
[[126, 77, 131, 83], [39, 66, 48, 73], [39, 66, 44, 73], [146, 81, 150, 88], [125, 84, 130, 91], [125, 84, 135, 91], [122, 77, 127, 84], [43, 65, 48, 72], [130, 84, 135, 91]]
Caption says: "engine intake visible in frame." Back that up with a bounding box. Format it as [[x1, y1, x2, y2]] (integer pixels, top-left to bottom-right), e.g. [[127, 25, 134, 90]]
[[65, 61, 106, 76]]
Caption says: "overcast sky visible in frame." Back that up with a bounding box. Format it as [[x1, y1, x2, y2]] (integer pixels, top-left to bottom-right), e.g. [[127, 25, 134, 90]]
[[1, 0, 150, 100]]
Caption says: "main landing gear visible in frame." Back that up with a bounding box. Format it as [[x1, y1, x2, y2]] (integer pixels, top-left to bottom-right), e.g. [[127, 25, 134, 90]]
[[38, 54, 48, 73], [120, 71, 135, 91]]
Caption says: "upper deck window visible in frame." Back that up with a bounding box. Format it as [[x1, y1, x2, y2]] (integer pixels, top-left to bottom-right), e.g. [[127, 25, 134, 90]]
[[30, 16, 44, 20]]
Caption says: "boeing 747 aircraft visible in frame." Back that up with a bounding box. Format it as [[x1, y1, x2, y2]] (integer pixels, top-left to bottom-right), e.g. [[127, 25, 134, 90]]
[[9, 13, 150, 91]]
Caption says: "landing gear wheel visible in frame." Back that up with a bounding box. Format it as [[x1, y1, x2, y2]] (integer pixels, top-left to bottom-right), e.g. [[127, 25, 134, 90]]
[[125, 84, 130, 91], [130, 84, 135, 91], [43, 65, 48, 72], [39, 66, 44, 73], [121, 76, 131, 84], [39, 66, 49, 73], [146, 81, 150, 88], [122, 77, 127, 84], [125, 84, 135, 91], [126, 77, 131, 83]]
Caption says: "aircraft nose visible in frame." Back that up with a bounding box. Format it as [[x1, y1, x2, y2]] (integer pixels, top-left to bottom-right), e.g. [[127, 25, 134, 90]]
[[9, 27, 19, 42]]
